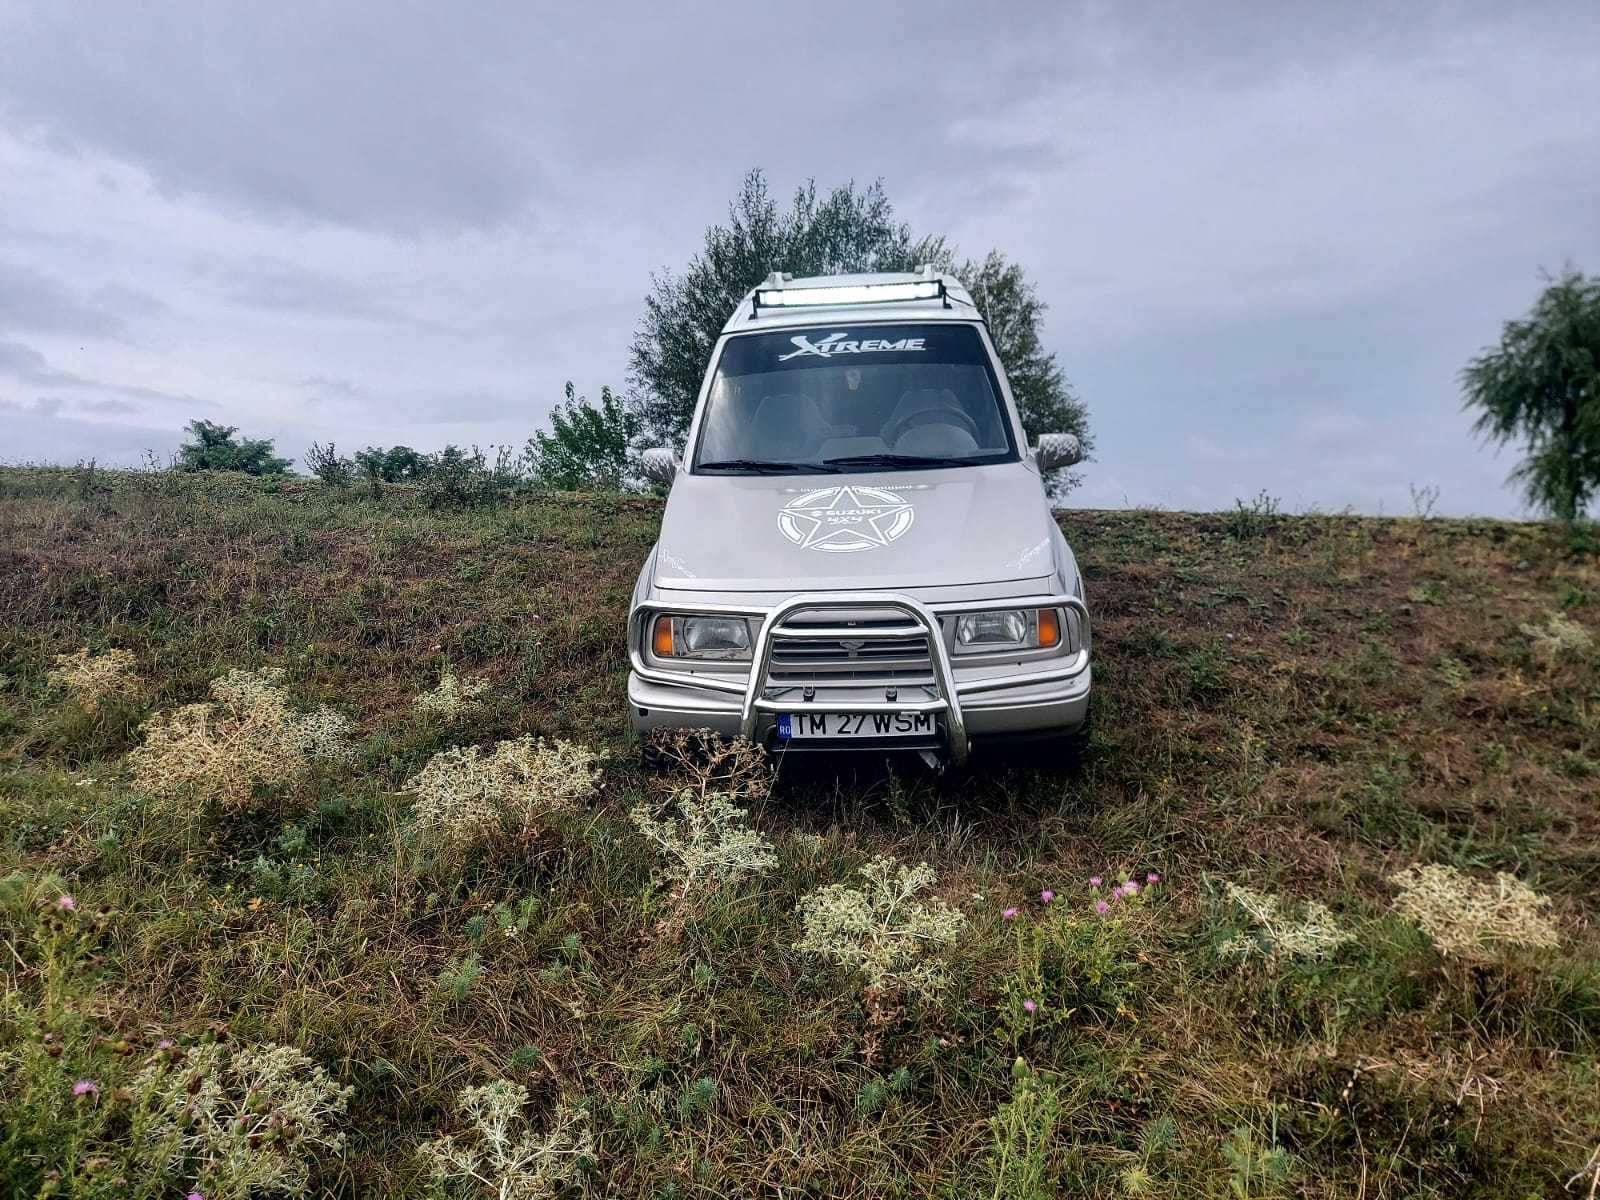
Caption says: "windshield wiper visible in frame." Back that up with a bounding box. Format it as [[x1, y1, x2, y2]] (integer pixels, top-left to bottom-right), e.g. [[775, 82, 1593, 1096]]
[[695, 458, 838, 475], [819, 453, 979, 470]]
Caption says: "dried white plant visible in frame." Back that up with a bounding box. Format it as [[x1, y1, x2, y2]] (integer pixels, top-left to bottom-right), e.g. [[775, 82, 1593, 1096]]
[[1218, 882, 1354, 964], [418, 1081, 591, 1199], [128, 668, 353, 814], [1389, 863, 1559, 959], [796, 856, 967, 997], [132, 1041, 353, 1195], [48, 647, 142, 711], [405, 736, 604, 855], [415, 667, 492, 720]]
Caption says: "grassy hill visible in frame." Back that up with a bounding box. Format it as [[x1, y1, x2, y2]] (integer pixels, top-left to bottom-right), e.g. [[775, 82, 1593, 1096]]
[[1, 466, 1597, 1198]]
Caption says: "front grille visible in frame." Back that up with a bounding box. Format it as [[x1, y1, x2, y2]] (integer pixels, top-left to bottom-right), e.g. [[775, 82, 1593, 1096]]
[[765, 614, 936, 685]]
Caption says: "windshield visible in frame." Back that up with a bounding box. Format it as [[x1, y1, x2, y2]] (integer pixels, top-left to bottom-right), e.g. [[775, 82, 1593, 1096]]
[[692, 323, 1017, 474]]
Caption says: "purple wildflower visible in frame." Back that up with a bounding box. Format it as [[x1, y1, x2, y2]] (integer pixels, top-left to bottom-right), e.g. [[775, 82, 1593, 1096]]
[[72, 1079, 98, 1097], [187, 1192, 205, 1200], [1094, 899, 1111, 916], [1001, 907, 1019, 921], [56, 894, 77, 912], [1022, 999, 1037, 1013], [1122, 881, 1140, 897], [1146, 871, 1161, 885], [1040, 889, 1055, 904], [1089, 875, 1103, 888], [157, 1038, 175, 1050]]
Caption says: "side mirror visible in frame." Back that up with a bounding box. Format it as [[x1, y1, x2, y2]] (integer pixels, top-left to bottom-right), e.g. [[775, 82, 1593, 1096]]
[[640, 447, 679, 487], [1034, 433, 1083, 472]]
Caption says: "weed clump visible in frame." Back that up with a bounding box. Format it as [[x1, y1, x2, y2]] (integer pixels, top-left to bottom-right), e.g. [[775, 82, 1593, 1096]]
[[48, 647, 141, 711], [405, 736, 603, 856], [796, 856, 966, 998], [630, 733, 776, 905], [1218, 882, 1354, 965], [415, 667, 492, 721], [1389, 864, 1559, 959], [128, 668, 352, 816], [418, 1081, 592, 1199], [133, 1040, 354, 1195], [1519, 612, 1594, 667]]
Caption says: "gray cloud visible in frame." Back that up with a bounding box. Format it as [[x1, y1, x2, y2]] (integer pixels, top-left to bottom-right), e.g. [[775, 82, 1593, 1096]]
[[0, 0, 1596, 513], [0, 260, 122, 337]]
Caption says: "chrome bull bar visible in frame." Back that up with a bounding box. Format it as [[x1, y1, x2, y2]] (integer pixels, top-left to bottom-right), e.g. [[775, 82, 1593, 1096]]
[[629, 591, 1091, 765]]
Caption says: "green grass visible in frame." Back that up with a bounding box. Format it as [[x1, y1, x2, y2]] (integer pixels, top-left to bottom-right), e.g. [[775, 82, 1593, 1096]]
[[1, 467, 1598, 1197]]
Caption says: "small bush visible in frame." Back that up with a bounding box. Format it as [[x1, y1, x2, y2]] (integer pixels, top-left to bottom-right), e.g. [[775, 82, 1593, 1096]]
[[418, 1081, 592, 1199], [630, 735, 776, 905], [1389, 864, 1559, 960], [1518, 612, 1594, 667], [796, 856, 966, 999], [1217, 882, 1354, 966], [48, 647, 142, 711], [404, 736, 604, 857], [304, 441, 355, 489], [132, 1040, 354, 1195], [127, 668, 352, 817], [414, 668, 492, 721], [418, 445, 526, 510]]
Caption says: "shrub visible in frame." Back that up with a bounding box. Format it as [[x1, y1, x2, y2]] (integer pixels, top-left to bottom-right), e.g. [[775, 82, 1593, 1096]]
[[132, 1040, 354, 1195], [1518, 612, 1594, 667], [630, 735, 776, 904], [127, 668, 353, 817], [1388, 864, 1559, 959], [47, 647, 142, 711], [304, 441, 355, 489], [418, 445, 526, 509], [404, 736, 604, 857], [414, 668, 492, 721], [796, 856, 966, 999], [1217, 882, 1354, 966], [418, 1081, 592, 1199]]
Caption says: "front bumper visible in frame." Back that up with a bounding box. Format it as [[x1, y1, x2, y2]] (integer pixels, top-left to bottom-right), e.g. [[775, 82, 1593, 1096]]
[[627, 591, 1091, 764]]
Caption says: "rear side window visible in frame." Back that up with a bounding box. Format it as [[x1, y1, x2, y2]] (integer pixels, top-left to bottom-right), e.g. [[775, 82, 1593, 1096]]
[[693, 323, 1017, 472]]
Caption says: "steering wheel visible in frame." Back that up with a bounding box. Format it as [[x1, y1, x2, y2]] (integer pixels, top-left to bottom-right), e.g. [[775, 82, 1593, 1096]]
[[883, 405, 982, 449]]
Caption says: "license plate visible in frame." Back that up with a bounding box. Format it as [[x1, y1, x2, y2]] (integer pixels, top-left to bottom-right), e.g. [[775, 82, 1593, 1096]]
[[777, 712, 934, 740]]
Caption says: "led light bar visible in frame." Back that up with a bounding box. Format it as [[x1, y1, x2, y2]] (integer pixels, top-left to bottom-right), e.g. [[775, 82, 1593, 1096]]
[[753, 279, 945, 312]]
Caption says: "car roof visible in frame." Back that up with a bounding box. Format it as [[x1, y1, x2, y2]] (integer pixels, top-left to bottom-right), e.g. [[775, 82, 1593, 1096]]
[[719, 269, 981, 336]]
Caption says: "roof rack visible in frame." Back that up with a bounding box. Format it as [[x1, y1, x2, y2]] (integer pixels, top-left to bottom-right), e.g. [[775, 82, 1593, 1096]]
[[750, 267, 951, 318]]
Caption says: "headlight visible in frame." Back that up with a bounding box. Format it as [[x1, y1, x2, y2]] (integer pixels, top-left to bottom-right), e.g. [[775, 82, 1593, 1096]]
[[651, 614, 752, 660], [952, 608, 1064, 652]]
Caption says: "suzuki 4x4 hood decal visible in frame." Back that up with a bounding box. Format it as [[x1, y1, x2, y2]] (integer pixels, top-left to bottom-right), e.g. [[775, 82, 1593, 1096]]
[[653, 466, 1057, 592]]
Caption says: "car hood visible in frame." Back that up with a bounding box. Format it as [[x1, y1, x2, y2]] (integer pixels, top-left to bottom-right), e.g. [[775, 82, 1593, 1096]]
[[652, 464, 1059, 593]]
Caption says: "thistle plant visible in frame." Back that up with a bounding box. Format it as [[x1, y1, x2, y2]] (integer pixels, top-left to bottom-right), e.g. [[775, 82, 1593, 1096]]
[[1218, 882, 1353, 966], [48, 647, 141, 711], [405, 736, 604, 856], [1518, 611, 1594, 667], [796, 856, 966, 998], [131, 1040, 354, 1196], [128, 668, 353, 816], [418, 1081, 592, 1199], [1389, 863, 1559, 959], [415, 667, 493, 721]]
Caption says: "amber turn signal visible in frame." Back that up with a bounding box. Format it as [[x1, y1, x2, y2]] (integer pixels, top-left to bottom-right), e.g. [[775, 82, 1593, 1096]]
[[652, 615, 675, 656], [1036, 608, 1061, 649]]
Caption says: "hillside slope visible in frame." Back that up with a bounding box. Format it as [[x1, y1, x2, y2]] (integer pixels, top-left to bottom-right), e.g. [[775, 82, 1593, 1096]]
[[1, 469, 1597, 1197]]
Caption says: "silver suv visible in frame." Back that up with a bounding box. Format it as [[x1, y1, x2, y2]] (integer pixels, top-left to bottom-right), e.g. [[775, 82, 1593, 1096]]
[[628, 268, 1091, 766]]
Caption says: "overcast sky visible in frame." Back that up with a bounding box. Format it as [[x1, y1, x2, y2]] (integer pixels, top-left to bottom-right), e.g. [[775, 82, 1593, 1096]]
[[2, 1, 1597, 514]]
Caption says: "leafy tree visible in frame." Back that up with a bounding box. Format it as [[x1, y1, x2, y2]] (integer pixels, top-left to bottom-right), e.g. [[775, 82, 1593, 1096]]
[[629, 169, 939, 447], [354, 445, 431, 484], [527, 382, 641, 491], [176, 419, 292, 475], [628, 169, 1091, 491], [1463, 271, 1600, 519]]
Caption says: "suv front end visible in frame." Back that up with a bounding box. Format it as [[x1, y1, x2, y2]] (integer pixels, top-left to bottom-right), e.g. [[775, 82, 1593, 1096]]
[[626, 269, 1091, 765]]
